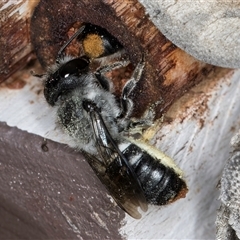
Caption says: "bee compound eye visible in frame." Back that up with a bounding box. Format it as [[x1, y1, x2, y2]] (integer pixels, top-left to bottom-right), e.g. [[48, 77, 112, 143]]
[[59, 58, 89, 78]]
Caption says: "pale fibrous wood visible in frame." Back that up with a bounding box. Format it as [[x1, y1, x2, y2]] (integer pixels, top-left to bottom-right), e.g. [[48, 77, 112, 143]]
[[0, 0, 39, 82]]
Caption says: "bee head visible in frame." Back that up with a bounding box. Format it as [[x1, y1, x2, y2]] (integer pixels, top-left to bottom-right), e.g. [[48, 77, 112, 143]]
[[44, 57, 90, 106]]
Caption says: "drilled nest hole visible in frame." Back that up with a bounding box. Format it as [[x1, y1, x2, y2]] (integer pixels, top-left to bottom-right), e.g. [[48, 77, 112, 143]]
[[63, 22, 134, 97]]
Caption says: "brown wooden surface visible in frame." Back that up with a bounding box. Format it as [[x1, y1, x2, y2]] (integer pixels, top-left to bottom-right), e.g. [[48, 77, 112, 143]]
[[30, 0, 214, 119], [0, 0, 39, 83], [0, 122, 124, 239]]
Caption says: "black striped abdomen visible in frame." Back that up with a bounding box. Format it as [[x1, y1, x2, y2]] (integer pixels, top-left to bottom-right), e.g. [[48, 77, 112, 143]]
[[123, 143, 186, 205]]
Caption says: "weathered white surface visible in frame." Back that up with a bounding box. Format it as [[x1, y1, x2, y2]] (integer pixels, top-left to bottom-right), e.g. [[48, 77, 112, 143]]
[[139, 0, 240, 68], [1, 68, 240, 239], [121, 69, 240, 239], [0, 76, 72, 145], [0, 0, 39, 16]]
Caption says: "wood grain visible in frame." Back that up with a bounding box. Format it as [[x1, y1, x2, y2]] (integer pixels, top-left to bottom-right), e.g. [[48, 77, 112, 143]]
[[30, 0, 214, 119], [0, 0, 39, 82]]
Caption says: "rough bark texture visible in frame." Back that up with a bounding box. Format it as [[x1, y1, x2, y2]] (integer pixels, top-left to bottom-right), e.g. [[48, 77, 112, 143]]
[[0, 0, 38, 82]]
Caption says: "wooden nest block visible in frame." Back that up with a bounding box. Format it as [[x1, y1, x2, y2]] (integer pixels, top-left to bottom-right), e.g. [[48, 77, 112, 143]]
[[30, 0, 214, 119]]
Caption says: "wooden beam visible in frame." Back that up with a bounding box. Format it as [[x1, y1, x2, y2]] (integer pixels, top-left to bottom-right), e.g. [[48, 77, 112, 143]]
[[0, 122, 124, 239]]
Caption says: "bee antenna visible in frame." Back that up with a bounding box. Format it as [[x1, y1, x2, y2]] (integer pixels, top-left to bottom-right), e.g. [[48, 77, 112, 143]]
[[56, 25, 85, 61]]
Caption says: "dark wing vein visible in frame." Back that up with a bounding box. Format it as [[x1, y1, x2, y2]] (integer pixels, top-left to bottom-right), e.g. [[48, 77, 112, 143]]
[[84, 105, 147, 218]]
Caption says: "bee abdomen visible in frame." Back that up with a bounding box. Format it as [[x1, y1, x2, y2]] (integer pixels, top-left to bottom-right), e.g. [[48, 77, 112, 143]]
[[123, 144, 186, 205]]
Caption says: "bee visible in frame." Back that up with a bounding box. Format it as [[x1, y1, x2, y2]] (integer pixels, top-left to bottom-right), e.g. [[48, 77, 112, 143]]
[[76, 22, 124, 59], [41, 23, 187, 219]]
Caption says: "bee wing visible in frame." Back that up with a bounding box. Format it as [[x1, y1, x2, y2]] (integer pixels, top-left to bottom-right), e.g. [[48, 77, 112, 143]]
[[83, 101, 147, 219], [83, 151, 147, 219]]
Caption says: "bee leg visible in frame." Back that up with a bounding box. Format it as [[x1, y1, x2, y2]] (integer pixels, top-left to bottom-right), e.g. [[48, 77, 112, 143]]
[[95, 59, 130, 75], [56, 25, 85, 61], [142, 100, 163, 122], [95, 49, 129, 65], [95, 72, 111, 91], [118, 59, 145, 119], [122, 101, 163, 141], [94, 55, 130, 91]]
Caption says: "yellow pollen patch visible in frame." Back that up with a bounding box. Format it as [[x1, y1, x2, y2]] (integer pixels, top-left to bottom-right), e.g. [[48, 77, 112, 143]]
[[82, 34, 105, 58]]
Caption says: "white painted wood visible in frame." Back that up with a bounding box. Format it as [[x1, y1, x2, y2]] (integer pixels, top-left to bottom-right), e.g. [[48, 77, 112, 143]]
[[121, 70, 240, 239], [0, 69, 239, 239]]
